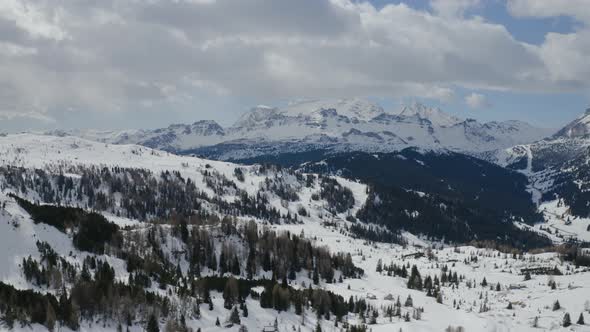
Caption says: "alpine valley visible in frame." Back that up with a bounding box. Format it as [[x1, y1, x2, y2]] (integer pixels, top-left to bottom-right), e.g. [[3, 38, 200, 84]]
[[3, 101, 590, 332]]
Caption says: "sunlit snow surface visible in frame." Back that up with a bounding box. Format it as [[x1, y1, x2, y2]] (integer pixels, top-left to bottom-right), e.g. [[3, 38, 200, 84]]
[[0, 134, 588, 332]]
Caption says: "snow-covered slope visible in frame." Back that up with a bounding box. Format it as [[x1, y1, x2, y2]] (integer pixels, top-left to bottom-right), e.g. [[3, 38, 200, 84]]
[[4, 185, 590, 332], [235, 99, 385, 127], [481, 108, 590, 242], [397, 102, 462, 127], [553, 108, 590, 139], [47, 99, 552, 160], [1, 133, 589, 332]]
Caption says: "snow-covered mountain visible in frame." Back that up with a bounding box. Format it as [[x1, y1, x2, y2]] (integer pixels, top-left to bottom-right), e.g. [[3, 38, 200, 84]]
[[483, 107, 590, 241], [47, 120, 227, 152], [553, 108, 590, 139], [490, 108, 590, 176], [397, 102, 462, 127], [47, 99, 553, 160]]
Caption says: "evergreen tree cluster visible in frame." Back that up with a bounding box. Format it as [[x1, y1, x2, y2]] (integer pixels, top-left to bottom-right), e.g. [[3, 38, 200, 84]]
[[177, 219, 363, 283], [22, 242, 77, 289], [319, 177, 355, 214], [5, 256, 171, 331], [356, 184, 551, 249], [347, 223, 404, 244], [12, 195, 119, 254], [1, 165, 303, 225]]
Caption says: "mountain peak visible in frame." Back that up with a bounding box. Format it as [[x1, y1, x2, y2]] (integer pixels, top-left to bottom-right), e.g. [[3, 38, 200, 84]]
[[398, 102, 462, 127], [553, 108, 590, 139], [233, 98, 384, 128], [279, 98, 385, 121], [233, 105, 280, 128]]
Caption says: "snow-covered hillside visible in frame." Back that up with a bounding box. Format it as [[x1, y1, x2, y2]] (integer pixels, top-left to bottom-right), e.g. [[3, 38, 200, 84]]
[[553, 108, 590, 139], [45, 99, 553, 160], [1, 134, 589, 332], [482, 108, 590, 243]]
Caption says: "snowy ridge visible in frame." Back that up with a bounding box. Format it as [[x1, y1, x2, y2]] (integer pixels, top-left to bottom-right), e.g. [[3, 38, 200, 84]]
[[0, 134, 368, 213], [553, 108, 590, 139], [397, 102, 461, 127], [44, 99, 553, 160]]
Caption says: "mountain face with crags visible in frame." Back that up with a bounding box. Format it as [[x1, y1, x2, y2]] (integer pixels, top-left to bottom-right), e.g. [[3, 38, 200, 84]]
[[49, 99, 552, 160]]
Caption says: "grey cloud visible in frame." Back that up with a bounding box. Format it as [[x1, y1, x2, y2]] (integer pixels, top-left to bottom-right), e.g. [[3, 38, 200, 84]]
[[0, 0, 587, 131]]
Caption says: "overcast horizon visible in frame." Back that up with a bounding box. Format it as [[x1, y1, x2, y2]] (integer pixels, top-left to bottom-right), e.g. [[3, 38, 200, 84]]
[[0, 0, 589, 132]]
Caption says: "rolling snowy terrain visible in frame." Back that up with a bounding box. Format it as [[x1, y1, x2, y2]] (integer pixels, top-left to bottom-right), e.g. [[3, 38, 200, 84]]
[[0, 134, 589, 332]]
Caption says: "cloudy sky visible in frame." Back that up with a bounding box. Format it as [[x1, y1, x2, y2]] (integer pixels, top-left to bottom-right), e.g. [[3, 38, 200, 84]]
[[0, 0, 589, 132]]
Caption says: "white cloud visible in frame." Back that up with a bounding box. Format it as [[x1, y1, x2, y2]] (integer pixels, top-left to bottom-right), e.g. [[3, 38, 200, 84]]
[[464, 92, 490, 109], [537, 30, 590, 83], [507, 0, 590, 89], [0, 0, 586, 129], [430, 0, 480, 18], [508, 0, 590, 24], [0, 0, 68, 41], [0, 41, 36, 56], [0, 109, 55, 123]]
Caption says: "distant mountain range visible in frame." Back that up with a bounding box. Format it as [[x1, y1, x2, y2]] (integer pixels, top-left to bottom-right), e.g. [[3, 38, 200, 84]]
[[47, 99, 553, 160]]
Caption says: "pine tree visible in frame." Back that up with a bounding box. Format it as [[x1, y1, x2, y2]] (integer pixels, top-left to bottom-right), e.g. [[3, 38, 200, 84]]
[[553, 300, 561, 311], [578, 312, 585, 325], [45, 302, 56, 332], [229, 306, 241, 324], [180, 220, 189, 243], [232, 255, 241, 275], [313, 267, 320, 285], [405, 295, 413, 307], [219, 251, 227, 275], [407, 265, 422, 290], [262, 251, 272, 272], [315, 321, 322, 332], [215, 317, 220, 326], [242, 303, 248, 317], [295, 293, 303, 315], [223, 277, 239, 309], [563, 312, 571, 327], [147, 314, 159, 332], [246, 249, 256, 280]]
